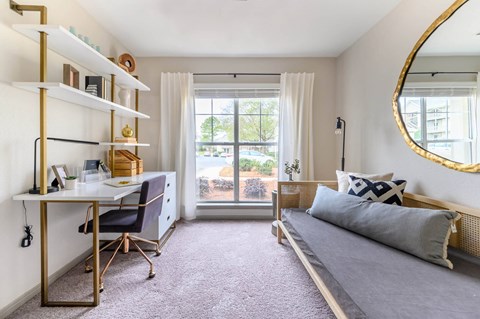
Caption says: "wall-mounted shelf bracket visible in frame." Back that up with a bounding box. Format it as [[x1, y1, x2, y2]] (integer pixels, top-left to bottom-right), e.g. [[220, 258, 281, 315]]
[[9, 1, 47, 24], [9, 0, 23, 15]]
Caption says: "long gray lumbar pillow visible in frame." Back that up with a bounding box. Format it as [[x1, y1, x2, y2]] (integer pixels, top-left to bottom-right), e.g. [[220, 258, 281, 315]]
[[308, 185, 460, 269]]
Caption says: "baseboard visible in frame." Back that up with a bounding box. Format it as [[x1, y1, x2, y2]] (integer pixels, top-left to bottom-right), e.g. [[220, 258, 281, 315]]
[[0, 248, 92, 318]]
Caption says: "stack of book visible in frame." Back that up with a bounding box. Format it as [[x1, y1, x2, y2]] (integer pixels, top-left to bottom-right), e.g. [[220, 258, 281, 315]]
[[115, 137, 137, 143], [85, 76, 106, 98]]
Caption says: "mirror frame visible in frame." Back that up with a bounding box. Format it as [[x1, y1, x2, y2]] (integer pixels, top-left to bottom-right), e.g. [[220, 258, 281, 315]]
[[392, 0, 480, 172]]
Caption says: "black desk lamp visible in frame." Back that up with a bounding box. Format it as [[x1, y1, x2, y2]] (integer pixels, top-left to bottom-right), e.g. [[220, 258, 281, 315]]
[[335, 117, 346, 171], [29, 137, 100, 194]]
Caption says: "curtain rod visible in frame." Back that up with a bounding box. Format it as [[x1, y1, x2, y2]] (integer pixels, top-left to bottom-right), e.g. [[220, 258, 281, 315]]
[[409, 71, 478, 76], [193, 72, 281, 78]]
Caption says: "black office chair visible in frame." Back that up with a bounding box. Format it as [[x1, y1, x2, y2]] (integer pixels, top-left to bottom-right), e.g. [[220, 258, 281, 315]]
[[79, 175, 166, 292]]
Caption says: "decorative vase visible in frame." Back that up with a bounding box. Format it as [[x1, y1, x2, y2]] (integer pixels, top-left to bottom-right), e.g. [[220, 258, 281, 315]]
[[122, 124, 134, 137], [64, 179, 77, 190], [288, 173, 293, 181], [118, 88, 131, 108]]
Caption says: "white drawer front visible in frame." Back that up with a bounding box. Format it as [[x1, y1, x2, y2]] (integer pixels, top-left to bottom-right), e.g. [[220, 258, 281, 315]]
[[139, 172, 176, 240]]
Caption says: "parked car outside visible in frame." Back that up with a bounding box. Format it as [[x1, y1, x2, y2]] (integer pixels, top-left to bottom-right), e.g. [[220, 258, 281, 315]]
[[225, 150, 275, 165]]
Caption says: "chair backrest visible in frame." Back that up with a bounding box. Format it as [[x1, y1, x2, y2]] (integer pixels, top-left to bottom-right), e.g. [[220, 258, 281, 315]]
[[134, 175, 167, 232]]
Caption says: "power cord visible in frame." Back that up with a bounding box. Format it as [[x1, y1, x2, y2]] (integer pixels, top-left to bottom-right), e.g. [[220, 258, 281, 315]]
[[21, 201, 33, 248]]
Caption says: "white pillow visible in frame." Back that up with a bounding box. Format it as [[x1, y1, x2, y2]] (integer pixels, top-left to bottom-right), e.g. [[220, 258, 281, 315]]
[[336, 170, 394, 193]]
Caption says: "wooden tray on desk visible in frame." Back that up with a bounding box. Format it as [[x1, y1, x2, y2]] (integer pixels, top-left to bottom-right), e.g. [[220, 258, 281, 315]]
[[104, 180, 142, 187]]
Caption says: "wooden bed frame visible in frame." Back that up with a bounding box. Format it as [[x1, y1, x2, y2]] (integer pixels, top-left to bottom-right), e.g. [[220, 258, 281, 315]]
[[276, 181, 480, 319]]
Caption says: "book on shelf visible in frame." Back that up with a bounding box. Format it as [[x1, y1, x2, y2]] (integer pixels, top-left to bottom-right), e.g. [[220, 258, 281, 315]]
[[85, 76, 106, 99], [114, 137, 137, 143]]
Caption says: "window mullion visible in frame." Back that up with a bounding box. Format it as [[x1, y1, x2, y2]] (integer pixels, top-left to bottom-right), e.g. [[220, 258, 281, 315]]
[[421, 98, 427, 147], [210, 99, 214, 143], [234, 98, 240, 202]]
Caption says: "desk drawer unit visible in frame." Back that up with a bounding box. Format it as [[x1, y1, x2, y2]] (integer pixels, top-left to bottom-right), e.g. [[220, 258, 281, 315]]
[[140, 172, 176, 241]]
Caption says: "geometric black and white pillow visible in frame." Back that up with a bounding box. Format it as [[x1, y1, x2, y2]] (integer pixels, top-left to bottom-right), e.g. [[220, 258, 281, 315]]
[[347, 175, 407, 205]]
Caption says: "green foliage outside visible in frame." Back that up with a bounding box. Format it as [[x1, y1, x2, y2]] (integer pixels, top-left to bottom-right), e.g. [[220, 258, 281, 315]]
[[239, 158, 259, 172], [200, 116, 224, 142], [239, 99, 278, 142], [199, 99, 278, 143], [237, 158, 275, 175], [258, 160, 275, 176]]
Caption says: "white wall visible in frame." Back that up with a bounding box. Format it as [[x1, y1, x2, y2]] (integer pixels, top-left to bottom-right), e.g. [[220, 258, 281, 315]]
[[135, 57, 338, 180], [337, 0, 480, 208], [0, 0, 131, 313]]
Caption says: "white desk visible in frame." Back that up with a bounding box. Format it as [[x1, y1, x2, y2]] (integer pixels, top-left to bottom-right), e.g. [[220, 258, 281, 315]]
[[13, 172, 165, 307]]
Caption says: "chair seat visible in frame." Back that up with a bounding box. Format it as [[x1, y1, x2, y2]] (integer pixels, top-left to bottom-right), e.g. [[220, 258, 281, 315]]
[[79, 209, 142, 234]]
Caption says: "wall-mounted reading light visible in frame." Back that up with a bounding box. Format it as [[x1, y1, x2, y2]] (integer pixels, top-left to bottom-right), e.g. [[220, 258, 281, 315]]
[[335, 117, 346, 171]]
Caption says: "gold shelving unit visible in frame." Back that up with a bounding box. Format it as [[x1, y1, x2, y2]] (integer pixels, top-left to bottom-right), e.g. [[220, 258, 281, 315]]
[[10, 2, 151, 185], [10, 0, 151, 307]]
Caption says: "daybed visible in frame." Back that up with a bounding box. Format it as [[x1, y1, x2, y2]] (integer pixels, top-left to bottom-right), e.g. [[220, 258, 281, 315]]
[[276, 181, 480, 319]]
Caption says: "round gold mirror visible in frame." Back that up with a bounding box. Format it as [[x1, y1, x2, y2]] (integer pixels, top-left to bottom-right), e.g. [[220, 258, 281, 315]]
[[393, 0, 480, 172]]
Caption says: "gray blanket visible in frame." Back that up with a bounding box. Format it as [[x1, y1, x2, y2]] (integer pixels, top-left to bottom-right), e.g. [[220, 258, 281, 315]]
[[282, 208, 480, 319]]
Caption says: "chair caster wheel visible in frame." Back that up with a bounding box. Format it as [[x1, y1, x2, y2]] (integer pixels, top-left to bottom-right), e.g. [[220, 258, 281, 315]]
[[149, 271, 156, 279], [100, 283, 104, 293], [85, 265, 93, 273], [155, 250, 161, 256]]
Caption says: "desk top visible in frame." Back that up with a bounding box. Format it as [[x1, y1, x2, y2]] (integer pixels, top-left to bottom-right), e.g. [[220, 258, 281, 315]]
[[13, 172, 173, 202]]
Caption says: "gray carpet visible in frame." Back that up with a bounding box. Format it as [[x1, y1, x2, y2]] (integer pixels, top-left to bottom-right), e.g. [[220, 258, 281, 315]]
[[7, 220, 334, 319]]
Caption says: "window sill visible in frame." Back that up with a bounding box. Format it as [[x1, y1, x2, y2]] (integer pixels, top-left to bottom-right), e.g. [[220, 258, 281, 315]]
[[196, 202, 272, 210]]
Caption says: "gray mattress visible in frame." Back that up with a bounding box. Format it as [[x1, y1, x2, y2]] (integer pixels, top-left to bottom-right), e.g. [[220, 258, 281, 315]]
[[282, 208, 480, 319]]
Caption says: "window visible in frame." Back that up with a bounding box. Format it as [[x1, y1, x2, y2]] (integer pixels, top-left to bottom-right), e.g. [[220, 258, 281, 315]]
[[195, 87, 279, 203], [399, 85, 476, 164]]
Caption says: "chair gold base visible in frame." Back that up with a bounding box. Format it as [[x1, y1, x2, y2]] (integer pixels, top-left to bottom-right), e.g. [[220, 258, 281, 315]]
[[98, 221, 176, 253], [84, 232, 161, 292]]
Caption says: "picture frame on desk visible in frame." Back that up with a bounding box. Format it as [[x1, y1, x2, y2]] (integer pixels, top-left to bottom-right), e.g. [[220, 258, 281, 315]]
[[52, 164, 69, 189], [83, 159, 100, 171]]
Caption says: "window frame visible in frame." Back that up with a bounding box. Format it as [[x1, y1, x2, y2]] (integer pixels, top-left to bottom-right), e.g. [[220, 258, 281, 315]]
[[194, 84, 280, 204]]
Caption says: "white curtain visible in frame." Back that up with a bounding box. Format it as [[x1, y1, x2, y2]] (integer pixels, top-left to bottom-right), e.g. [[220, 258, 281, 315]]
[[278, 72, 315, 180], [158, 73, 196, 220], [475, 73, 480, 163]]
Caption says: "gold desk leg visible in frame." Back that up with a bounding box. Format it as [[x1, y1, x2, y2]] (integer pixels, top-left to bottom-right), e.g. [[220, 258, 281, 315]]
[[92, 201, 100, 305], [40, 201, 48, 305], [39, 200, 99, 307]]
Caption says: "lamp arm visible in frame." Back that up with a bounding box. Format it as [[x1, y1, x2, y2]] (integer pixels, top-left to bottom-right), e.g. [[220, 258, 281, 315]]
[[30, 137, 100, 194]]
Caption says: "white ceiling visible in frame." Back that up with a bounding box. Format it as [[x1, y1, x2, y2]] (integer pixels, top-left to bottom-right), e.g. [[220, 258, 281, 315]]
[[76, 0, 401, 58]]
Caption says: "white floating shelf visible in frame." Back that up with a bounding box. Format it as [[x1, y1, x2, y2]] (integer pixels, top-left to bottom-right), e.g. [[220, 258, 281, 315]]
[[99, 142, 150, 147], [13, 82, 150, 119], [12, 24, 150, 91]]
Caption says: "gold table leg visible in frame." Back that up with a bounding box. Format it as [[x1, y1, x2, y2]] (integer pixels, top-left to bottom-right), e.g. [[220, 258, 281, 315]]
[[92, 201, 100, 305], [40, 201, 48, 305], [40, 200, 100, 307]]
